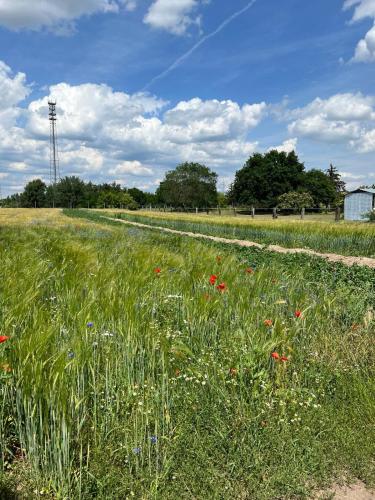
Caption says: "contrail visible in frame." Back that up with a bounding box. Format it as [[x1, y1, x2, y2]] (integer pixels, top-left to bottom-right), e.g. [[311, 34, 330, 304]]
[[142, 0, 258, 91]]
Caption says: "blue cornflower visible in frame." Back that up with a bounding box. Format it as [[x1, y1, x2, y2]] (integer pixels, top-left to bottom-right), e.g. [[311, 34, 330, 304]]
[[150, 436, 157, 444], [87, 322, 94, 328], [133, 447, 141, 455], [67, 351, 75, 359]]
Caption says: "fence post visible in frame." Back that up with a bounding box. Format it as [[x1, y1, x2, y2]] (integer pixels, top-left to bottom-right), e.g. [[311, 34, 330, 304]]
[[196, 207, 198, 214], [335, 206, 341, 221], [251, 206, 255, 219], [233, 207, 237, 216], [273, 207, 278, 219], [217, 205, 221, 215], [301, 207, 305, 220]]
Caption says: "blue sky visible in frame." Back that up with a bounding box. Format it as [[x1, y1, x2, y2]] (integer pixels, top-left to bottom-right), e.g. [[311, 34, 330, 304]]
[[0, 0, 375, 196]]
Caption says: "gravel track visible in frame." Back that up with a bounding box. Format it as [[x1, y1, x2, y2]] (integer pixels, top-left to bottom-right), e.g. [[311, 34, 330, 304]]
[[105, 217, 375, 269]]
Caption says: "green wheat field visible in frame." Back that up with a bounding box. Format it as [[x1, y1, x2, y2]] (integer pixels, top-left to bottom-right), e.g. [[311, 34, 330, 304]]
[[0, 209, 374, 499]]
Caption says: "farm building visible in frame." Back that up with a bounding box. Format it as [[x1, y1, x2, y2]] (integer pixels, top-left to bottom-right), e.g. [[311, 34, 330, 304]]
[[344, 188, 375, 221]]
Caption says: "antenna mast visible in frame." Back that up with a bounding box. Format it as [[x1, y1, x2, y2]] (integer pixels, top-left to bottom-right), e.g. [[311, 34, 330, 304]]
[[48, 100, 60, 185]]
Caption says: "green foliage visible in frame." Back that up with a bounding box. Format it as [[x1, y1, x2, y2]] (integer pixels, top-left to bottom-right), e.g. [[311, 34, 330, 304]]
[[277, 191, 314, 211], [326, 164, 346, 194], [3, 177, 151, 209], [228, 150, 306, 207], [303, 169, 337, 206], [3, 209, 370, 499], [21, 179, 47, 208], [157, 162, 218, 208], [364, 210, 375, 222], [217, 192, 228, 208]]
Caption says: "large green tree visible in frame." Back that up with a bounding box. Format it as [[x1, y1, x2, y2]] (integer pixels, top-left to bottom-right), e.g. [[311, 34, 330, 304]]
[[157, 162, 218, 208], [228, 150, 305, 207], [303, 169, 337, 206], [53, 176, 86, 208], [21, 179, 47, 208]]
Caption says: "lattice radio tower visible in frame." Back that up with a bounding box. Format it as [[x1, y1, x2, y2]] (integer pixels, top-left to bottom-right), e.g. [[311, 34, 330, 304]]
[[48, 100, 60, 186]]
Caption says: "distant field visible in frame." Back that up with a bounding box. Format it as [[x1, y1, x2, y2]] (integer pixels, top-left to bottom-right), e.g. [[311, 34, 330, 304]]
[[107, 210, 375, 258], [0, 208, 374, 499]]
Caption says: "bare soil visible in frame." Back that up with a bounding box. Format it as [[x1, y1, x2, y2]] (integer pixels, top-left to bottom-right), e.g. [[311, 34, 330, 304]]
[[315, 481, 375, 499]]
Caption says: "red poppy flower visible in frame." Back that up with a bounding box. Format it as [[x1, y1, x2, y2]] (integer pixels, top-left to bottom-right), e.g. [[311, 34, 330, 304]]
[[271, 352, 279, 360], [294, 310, 302, 318], [229, 367, 237, 376], [264, 319, 273, 327], [280, 356, 288, 362], [0, 336, 9, 344], [216, 282, 227, 292], [209, 274, 218, 285], [245, 267, 254, 274], [154, 267, 161, 274]]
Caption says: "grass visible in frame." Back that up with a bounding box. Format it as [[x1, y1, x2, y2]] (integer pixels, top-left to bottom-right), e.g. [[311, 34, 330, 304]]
[[0, 208, 374, 499], [104, 210, 375, 258]]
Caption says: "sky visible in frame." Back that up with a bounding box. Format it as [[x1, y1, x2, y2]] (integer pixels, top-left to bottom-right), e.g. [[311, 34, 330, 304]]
[[0, 0, 375, 197]]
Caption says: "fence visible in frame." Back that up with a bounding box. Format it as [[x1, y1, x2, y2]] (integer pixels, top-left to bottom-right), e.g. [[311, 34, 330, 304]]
[[140, 205, 342, 221]]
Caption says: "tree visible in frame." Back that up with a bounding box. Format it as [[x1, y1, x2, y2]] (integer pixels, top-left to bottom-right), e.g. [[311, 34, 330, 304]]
[[277, 191, 314, 211], [217, 192, 228, 208], [54, 176, 86, 208], [21, 179, 47, 208], [303, 169, 337, 206], [326, 164, 346, 193], [157, 162, 218, 208], [228, 150, 305, 207]]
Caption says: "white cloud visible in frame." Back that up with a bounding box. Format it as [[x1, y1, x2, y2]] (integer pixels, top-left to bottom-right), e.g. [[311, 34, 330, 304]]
[[0, 0, 136, 32], [268, 138, 298, 153], [352, 23, 375, 62], [339, 171, 366, 179], [344, 0, 375, 22], [289, 115, 361, 142], [351, 127, 375, 151], [9, 162, 29, 171], [344, 0, 375, 62], [0, 60, 266, 196], [287, 93, 375, 143], [144, 0, 201, 35], [109, 161, 154, 176]]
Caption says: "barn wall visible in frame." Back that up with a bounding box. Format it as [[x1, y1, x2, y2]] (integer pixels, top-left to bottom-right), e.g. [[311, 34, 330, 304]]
[[344, 192, 374, 221]]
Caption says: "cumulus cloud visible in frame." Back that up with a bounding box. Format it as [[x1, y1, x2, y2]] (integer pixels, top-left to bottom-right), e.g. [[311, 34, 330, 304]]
[[352, 23, 375, 62], [344, 0, 375, 22], [144, 0, 201, 35], [268, 138, 298, 153], [344, 0, 375, 62], [109, 161, 154, 176], [0, 0, 136, 32], [0, 60, 266, 196], [287, 93, 375, 144]]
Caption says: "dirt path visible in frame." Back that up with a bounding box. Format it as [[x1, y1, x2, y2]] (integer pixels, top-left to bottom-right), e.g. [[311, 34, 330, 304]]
[[105, 217, 375, 269]]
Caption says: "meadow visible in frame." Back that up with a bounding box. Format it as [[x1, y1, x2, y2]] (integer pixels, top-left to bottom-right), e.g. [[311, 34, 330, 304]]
[[0, 209, 374, 499], [110, 210, 375, 258]]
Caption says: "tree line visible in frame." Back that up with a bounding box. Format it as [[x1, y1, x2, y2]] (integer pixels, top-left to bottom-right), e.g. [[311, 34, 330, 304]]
[[1, 177, 157, 209], [0, 150, 356, 209]]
